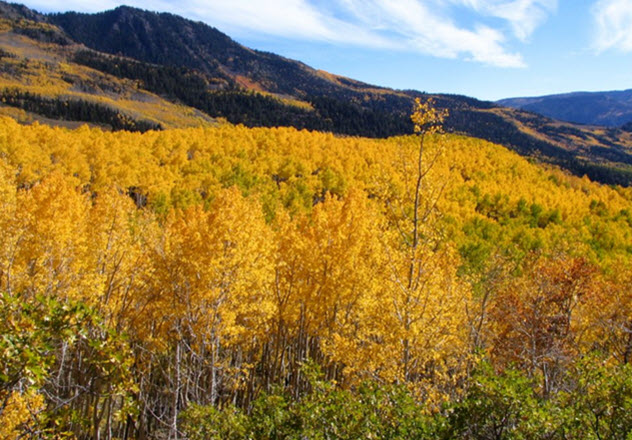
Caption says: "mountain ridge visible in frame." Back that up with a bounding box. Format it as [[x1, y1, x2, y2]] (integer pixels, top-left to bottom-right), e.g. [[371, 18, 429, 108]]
[[498, 89, 632, 127]]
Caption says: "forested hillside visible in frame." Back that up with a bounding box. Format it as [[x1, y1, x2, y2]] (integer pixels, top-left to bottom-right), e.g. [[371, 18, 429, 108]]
[[1, 1, 632, 438], [2, 1, 632, 185], [0, 5, 215, 130], [47, 5, 632, 185], [2, 113, 632, 438]]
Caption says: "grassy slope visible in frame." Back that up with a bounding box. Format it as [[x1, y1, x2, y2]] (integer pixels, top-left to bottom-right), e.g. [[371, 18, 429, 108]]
[[0, 19, 215, 129]]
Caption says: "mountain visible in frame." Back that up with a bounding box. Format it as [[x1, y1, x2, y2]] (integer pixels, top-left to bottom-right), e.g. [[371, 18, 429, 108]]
[[0, 3, 216, 130], [50, 6, 391, 99], [47, 5, 418, 137], [2, 1, 632, 185], [498, 90, 632, 127]]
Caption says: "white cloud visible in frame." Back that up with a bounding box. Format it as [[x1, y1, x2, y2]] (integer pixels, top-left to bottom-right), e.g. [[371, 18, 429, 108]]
[[592, 0, 632, 52], [25, 0, 394, 47], [22, 0, 122, 12], [181, 0, 393, 47], [323, 0, 527, 67], [21, 0, 557, 68], [446, 0, 556, 41]]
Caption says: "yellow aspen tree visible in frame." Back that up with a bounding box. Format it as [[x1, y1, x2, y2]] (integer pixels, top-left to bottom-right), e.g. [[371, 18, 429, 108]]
[[305, 191, 383, 379], [87, 187, 155, 331], [0, 160, 18, 294], [365, 99, 470, 402], [266, 209, 305, 389], [10, 172, 90, 300], [268, 190, 384, 393], [148, 187, 274, 436]]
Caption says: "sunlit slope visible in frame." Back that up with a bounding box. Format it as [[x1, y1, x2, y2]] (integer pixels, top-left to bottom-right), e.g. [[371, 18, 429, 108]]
[[0, 19, 214, 129], [3, 119, 632, 438], [1, 116, 630, 266]]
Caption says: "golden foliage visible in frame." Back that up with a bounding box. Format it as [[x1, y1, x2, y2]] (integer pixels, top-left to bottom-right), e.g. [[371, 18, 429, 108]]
[[0, 390, 45, 440], [0, 113, 632, 435], [411, 97, 448, 135]]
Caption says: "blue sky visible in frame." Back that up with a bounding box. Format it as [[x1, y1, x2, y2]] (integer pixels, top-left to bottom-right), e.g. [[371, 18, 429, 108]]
[[20, 0, 632, 101]]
